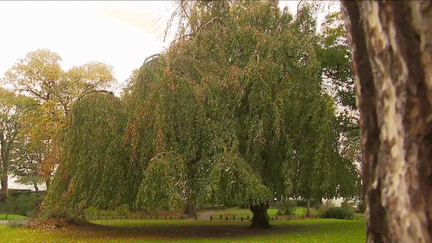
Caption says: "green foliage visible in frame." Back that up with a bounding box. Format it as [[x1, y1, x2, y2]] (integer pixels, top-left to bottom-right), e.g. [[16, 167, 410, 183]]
[[317, 203, 334, 218], [40, 207, 76, 220], [85, 205, 130, 219], [136, 152, 188, 212], [85, 206, 101, 219], [196, 152, 272, 207], [275, 200, 297, 215], [0, 88, 39, 198], [238, 203, 249, 209], [0, 214, 27, 220], [3, 49, 115, 108], [324, 207, 355, 220], [2, 49, 117, 194], [294, 200, 308, 208], [319, 11, 361, 192], [115, 204, 130, 216], [12, 175, 44, 190], [294, 207, 319, 217], [294, 199, 322, 208], [0, 192, 44, 216], [101, 210, 115, 217], [341, 200, 355, 209], [319, 12, 355, 110], [276, 210, 284, 216], [43, 92, 140, 214], [121, 0, 359, 213]]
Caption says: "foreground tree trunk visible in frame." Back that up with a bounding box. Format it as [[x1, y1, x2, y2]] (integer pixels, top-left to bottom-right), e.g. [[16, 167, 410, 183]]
[[306, 200, 311, 218], [250, 202, 271, 229], [342, 1, 432, 242]]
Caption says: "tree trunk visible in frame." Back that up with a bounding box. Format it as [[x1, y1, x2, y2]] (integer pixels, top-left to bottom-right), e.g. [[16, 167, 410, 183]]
[[306, 199, 311, 218], [250, 202, 271, 229], [33, 182, 39, 192], [342, 1, 432, 242], [0, 175, 8, 200], [183, 200, 196, 217], [0, 133, 11, 200], [45, 178, 50, 191], [183, 187, 196, 217]]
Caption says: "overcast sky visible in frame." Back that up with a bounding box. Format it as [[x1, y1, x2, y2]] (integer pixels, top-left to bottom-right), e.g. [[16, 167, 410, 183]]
[[0, 1, 301, 92], [0, 1, 303, 190], [0, 1, 179, 93]]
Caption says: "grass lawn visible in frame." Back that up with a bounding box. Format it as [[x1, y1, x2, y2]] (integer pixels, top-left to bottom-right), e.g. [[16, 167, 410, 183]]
[[0, 214, 28, 220], [294, 207, 318, 216], [0, 218, 365, 243]]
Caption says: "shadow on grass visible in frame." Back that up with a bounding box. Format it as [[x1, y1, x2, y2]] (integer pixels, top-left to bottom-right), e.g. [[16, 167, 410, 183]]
[[62, 220, 316, 241]]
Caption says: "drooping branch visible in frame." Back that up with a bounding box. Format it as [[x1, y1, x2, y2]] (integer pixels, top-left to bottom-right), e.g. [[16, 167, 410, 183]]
[[170, 17, 224, 45]]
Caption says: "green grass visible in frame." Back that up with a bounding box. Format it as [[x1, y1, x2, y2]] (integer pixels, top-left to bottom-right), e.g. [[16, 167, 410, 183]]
[[0, 207, 365, 242], [294, 207, 318, 216], [354, 213, 365, 221], [0, 214, 28, 220], [0, 218, 365, 243]]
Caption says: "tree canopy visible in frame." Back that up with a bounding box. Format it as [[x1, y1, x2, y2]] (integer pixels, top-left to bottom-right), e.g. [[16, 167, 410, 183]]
[[2, 49, 116, 191], [0, 87, 38, 199], [43, 91, 139, 211]]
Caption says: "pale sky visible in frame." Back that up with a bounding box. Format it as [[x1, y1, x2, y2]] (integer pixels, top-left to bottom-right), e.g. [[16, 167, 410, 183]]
[[0, 1, 304, 190], [0, 1, 304, 92], [0, 1, 177, 93]]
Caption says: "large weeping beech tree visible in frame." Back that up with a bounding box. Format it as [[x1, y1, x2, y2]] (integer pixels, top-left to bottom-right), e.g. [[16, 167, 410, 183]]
[[122, 0, 359, 228], [342, 1, 432, 242], [42, 0, 359, 229]]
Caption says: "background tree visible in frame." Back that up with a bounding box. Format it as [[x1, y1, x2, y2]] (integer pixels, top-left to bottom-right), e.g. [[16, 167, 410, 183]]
[[342, 1, 432, 242], [318, 11, 362, 199], [10, 132, 45, 192], [2, 49, 116, 189], [320, 11, 361, 159], [43, 91, 140, 212], [0, 88, 38, 199], [4, 49, 114, 110]]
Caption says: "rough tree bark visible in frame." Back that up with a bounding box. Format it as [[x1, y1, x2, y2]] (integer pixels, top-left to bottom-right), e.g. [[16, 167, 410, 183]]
[[341, 1, 432, 242], [250, 202, 271, 229]]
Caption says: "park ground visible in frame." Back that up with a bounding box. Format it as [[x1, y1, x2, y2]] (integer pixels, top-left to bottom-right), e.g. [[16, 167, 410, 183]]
[[0, 207, 365, 243]]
